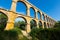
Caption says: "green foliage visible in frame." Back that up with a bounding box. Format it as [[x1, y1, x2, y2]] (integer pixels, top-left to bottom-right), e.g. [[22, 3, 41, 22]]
[[14, 21, 26, 30], [0, 13, 8, 31], [0, 29, 18, 40], [19, 36, 29, 40], [30, 20, 37, 29], [0, 27, 29, 40], [13, 27, 22, 34], [30, 28, 60, 40], [19, 21, 26, 30], [54, 21, 60, 28]]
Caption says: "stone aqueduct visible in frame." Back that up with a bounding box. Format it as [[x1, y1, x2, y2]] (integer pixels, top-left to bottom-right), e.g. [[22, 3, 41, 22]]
[[0, 0, 56, 33]]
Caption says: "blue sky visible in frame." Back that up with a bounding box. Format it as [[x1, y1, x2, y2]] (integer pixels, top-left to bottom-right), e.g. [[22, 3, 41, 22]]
[[0, 0, 60, 21], [28, 0, 60, 21]]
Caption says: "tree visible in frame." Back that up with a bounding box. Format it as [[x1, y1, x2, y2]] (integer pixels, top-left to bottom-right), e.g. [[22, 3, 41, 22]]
[[54, 21, 60, 28], [30, 20, 37, 29], [0, 13, 8, 31], [14, 21, 26, 30]]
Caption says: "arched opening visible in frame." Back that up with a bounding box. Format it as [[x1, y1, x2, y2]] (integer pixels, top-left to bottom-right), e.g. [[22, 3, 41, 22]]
[[14, 17, 27, 30], [38, 21, 42, 28], [49, 24, 52, 28], [49, 19, 51, 23], [42, 14, 45, 20], [0, 12, 8, 31], [46, 16, 48, 22], [44, 22, 46, 28], [48, 17, 50, 22], [49, 18, 50, 22], [50, 24, 52, 27], [0, 0, 12, 10], [48, 17, 49, 22], [30, 19, 37, 29], [37, 11, 40, 20], [47, 17, 49, 22], [16, 1, 27, 15], [30, 7, 35, 18], [47, 23, 49, 28]]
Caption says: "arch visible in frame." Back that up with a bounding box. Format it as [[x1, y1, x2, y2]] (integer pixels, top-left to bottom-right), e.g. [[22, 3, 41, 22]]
[[0, 12, 8, 31], [49, 18, 50, 22], [47, 17, 49, 22], [30, 19, 37, 29], [46, 16, 48, 22], [47, 23, 49, 28], [30, 7, 35, 18], [16, 1, 27, 15], [50, 24, 51, 27], [0, 11, 8, 17], [44, 22, 46, 28], [48, 18, 50, 22], [14, 17, 27, 30], [50, 24, 52, 27], [49, 18, 51, 22], [42, 14, 45, 20], [38, 21, 42, 28], [37, 11, 41, 20]]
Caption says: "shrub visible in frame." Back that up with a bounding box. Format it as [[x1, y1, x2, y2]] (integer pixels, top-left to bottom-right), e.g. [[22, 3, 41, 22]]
[[0, 27, 29, 40], [30, 28, 60, 40], [54, 21, 60, 28], [0, 29, 18, 40]]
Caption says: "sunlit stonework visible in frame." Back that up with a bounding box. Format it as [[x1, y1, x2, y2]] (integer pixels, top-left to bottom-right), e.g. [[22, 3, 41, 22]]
[[0, 0, 56, 33]]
